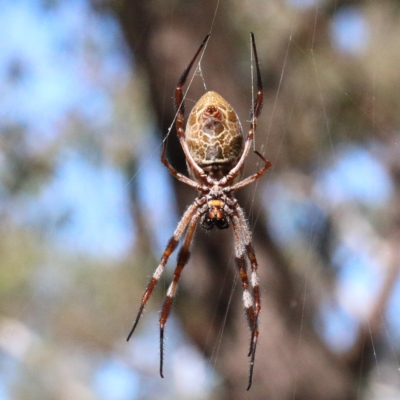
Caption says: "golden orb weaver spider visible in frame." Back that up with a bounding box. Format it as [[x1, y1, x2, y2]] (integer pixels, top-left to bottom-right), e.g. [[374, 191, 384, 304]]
[[127, 33, 271, 391]]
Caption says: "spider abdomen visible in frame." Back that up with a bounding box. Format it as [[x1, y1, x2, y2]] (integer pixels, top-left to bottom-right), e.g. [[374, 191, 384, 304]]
[[185, 91, 243, 181]]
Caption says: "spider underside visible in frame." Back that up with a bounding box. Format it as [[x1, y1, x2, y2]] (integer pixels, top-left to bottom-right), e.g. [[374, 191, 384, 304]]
[[127, 33, 271, 391]]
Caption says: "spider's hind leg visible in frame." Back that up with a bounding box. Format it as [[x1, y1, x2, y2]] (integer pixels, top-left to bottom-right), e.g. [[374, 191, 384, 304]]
[[159, 211, 201, 378], [127, 202, 200, 342], [245, 241, 261, 391], [232, 206, 261, 391], [245, 241, 261, 345]]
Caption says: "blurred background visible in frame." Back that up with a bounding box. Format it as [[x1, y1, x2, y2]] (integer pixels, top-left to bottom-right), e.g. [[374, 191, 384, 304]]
[[0, 0, 400, 399]]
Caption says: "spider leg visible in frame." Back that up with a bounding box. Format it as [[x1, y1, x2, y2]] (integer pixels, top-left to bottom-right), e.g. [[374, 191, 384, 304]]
[[231, 214, 257, 390], [159, 210, 201, 378], [223, 33, 263, 185], [245, 242, 260, 340], [231, 214, 256, 337], [245, 255, 261, 389], [233, 205, 261, 391], [174, 35, 210, 183], [235, 206, 261, 350], [250, 32, 263, 120], [160, 36, 211, 188], [175, 34, 210, 116], [161, 138, 203, 190], [127, 202, 200, 341], [228, 150, 271, 192]]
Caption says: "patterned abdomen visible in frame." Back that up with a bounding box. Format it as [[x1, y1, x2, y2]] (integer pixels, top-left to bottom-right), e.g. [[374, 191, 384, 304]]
[[185, 91, 243, 181]]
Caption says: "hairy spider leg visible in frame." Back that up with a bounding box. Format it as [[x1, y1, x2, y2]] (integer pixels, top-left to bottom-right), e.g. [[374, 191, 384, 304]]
[[228, 154, 271, 371], [128, 36, 211, 344], [231, 213, 256, 337], [126, 202, 200, 341], [231, 205, 260, 391], [159, 208, 203, 378], [235, 206, 260, 347], [223, 152, 271, 391], [245, 242, 260, 350]]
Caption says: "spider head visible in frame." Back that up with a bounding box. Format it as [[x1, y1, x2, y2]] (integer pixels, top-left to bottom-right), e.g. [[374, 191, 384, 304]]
[[201, 199, 230, 230]]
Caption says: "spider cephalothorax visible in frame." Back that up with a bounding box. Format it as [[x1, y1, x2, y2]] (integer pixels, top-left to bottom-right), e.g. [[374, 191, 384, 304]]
[[127, 33, 271, 391], [201, 187, 231, 230]]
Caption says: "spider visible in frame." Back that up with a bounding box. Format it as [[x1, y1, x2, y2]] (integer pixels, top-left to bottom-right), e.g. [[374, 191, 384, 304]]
[[127, 33, 271, 391]]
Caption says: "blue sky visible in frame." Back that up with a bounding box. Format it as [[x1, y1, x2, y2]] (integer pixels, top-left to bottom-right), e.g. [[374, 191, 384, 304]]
[[0, 0, 134, 259]]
